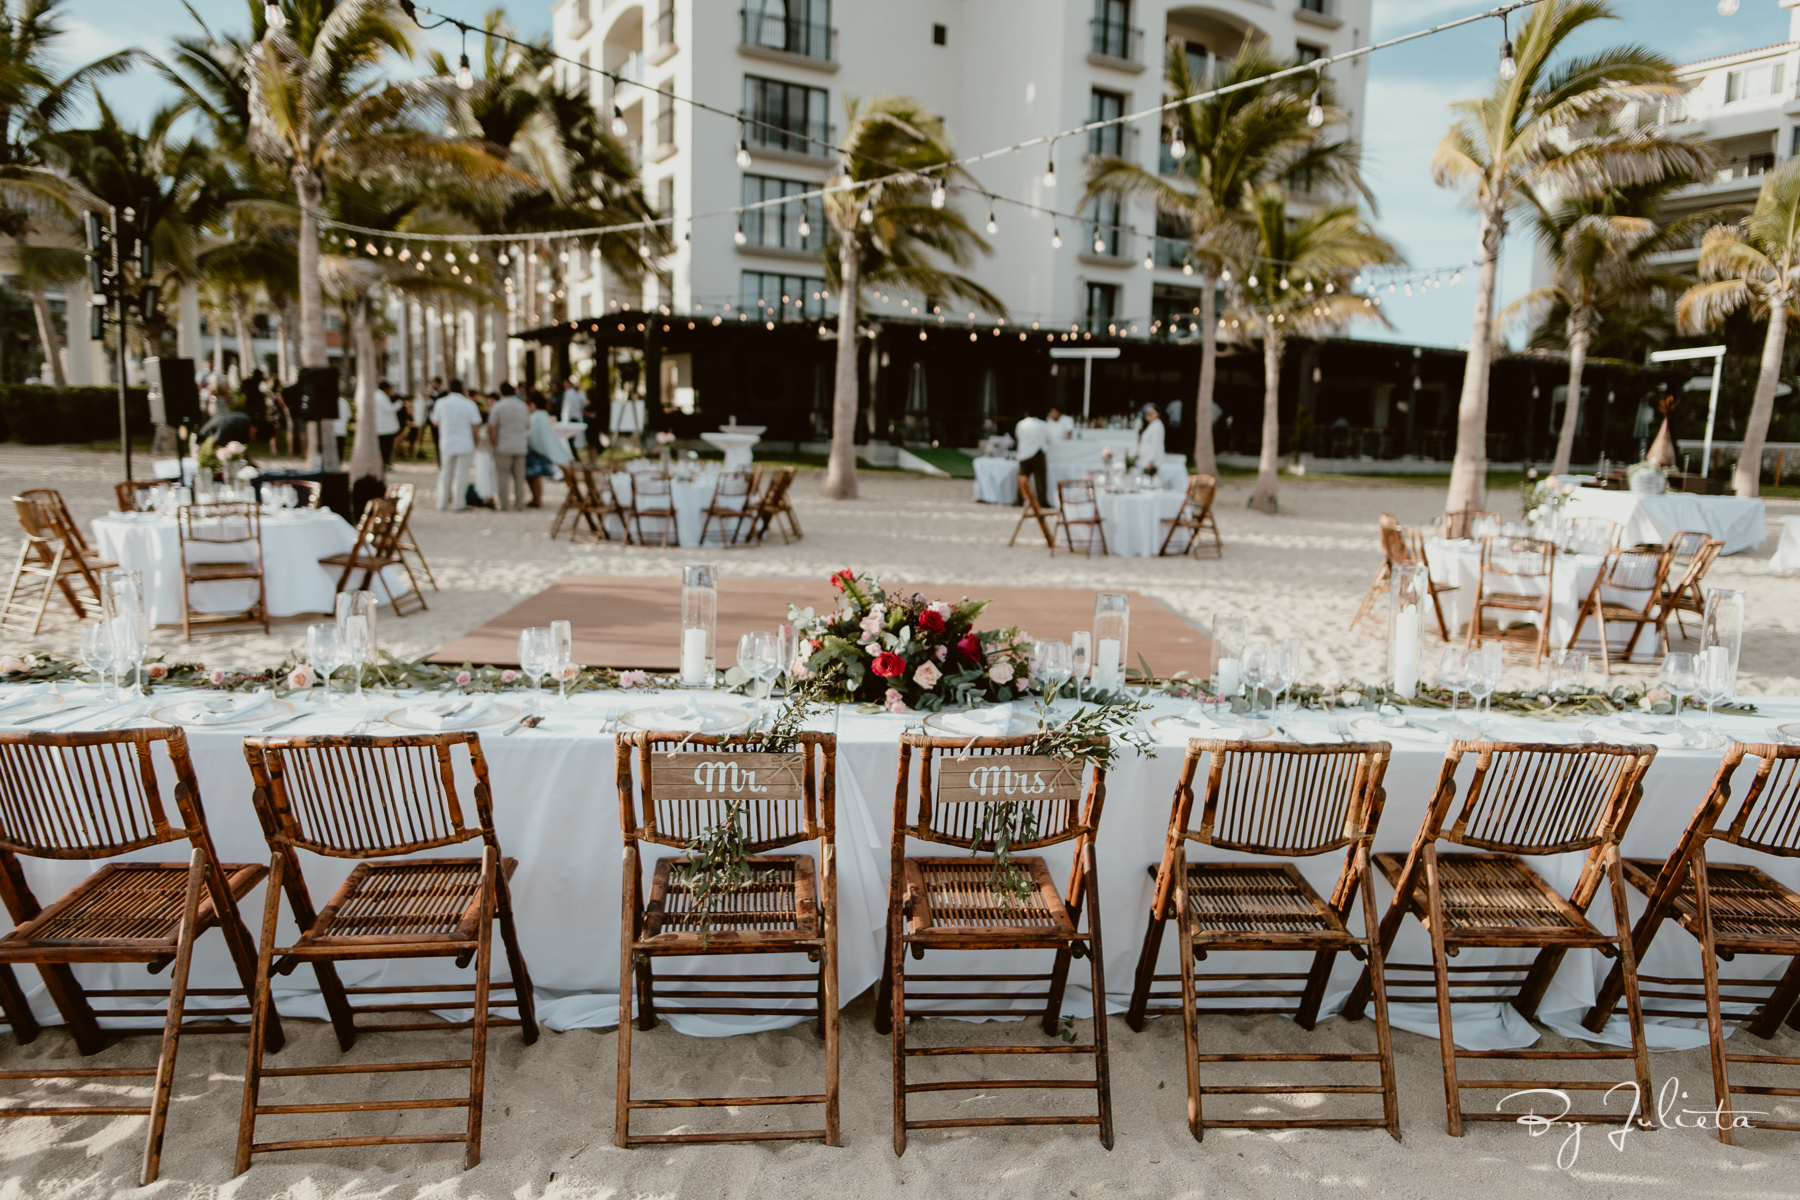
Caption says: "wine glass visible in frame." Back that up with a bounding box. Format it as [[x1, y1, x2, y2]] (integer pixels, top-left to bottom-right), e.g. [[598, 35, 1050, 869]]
[[1241, 642, 1271, 719], [1438, 647, 1468, 714], [1070, 631, 1091, 700], [1275, 637, 1303, 712], [1037, 639, 1073, 710], [518, 627, 556, 715], [306, 623, 344, 708], [550, 619, 574, 703], [79, 620, 118, 698], [1659, 652, 1698, 725]]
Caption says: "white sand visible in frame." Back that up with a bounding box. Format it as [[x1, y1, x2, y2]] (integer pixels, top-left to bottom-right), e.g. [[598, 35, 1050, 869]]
[[2, 445, 1799, 1196]]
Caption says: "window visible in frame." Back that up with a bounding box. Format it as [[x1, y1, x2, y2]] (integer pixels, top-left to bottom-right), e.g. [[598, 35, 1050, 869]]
[[1726, 63, 1785, 102], [1084, 195, 1123, 256], [743, 75, 832, 156], [1092, 0, 1132, 59], [932, 23, 946, 45], [1084, 282, 1118, 331], [741, 271, 827, 321], [1296, 43, 1324, 65], [740, 175, 824, 251], [1088, 89, 1126, 157], [743, 0, 833, 61]]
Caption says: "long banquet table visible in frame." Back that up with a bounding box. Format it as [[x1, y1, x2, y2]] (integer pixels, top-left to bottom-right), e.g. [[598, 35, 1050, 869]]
[[4, 683, 1796, 1052]]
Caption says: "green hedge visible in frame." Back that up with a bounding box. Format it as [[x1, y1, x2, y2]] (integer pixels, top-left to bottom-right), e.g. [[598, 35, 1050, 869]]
[[0, 384, 151, 444]]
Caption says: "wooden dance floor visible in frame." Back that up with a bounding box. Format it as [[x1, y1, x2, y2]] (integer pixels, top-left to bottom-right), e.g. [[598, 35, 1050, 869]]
[[431, 576, 1210, 675]]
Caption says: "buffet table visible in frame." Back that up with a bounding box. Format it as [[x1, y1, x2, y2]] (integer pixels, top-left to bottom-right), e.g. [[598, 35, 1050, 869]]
[[1562, 489, 1767, 555], [4, 682, 1793, 1052]]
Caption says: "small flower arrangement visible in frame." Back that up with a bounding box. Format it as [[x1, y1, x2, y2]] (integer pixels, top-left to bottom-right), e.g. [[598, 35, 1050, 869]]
[[789, 571, 1036, 711]]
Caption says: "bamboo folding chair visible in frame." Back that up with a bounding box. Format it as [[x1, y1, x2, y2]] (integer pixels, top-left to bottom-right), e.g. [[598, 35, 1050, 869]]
[[1007, 474, 1057, 552], [236, 733, 538, 1174], [1565, 547, 1674, 673], [319, 497, 427, 616], [1584, 743, 1800, 1142], [628, 472, 677, 547], [2, 495, 112, 636], [1125, 740, 1400, 1141], [1054, 478, 1110, 557], [177, 501, 268, 640], [1440, 509, 1499, 540], [1157, 473, 1222, 558], [1659, 534, 1723, 643], [0, 727, 277, 1186], [698, 470, 756, 548], [1464, 535, 1556, 667], [613, 731, 839, 1147], [1342, 740, 1659, 1136], [875, 733, 1113, 1154], [115, 480, 162, 512], [386, 483, 438, 589]]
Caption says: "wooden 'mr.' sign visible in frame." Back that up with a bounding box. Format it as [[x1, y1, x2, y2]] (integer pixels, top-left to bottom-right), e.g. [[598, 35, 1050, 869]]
[[650, 752, 806, 802], [935, 755, 1084, 804]]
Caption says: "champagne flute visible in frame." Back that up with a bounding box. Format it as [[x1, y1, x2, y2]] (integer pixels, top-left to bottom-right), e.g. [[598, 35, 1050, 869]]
[[518, 627, 556, 715], [306, 623, 344, 709], [551, 619, 574, 703], [79, 620, 118, 698], [1659, 652, 1698, 725]]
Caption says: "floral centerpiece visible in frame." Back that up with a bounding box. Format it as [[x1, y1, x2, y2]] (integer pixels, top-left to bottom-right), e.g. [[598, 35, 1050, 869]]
[[789, 570, 1036, 712]]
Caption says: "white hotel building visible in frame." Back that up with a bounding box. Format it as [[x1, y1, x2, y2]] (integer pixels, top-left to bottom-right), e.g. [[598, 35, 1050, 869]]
[[548, 0, 1371, 336]]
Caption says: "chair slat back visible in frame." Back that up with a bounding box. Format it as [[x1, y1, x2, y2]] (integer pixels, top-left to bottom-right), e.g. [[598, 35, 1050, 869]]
[[0, 728, 200, 858], [617, 731, 832, 852], [1713, 746, 1800, 858], [1180, 740, 1390, 856], [896, 734, 1104, 852], [243, 733, 494, 858], [178, 502, 261, 547], [1436, 742, 1654, 855]]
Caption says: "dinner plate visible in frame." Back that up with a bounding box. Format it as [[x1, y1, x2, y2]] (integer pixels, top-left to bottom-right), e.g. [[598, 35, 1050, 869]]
[[617, 703, 752, 735], [152, 697, 292, 727], [1351, 714, 1481, 744], [385, 700, 519, 731], [1150, 714, 1274, 741]]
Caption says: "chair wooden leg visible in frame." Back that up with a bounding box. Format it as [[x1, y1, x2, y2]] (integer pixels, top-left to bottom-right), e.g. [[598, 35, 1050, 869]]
[[1083, 844, 1113, 1150], [464, 849, 496, 1170], [235, 852, 284, 1176], [141, 850, 206, 1187], [1423, 845, 1464, 1136], [1357, 844, 1402, 1143], [1125, 902, 1168, 1031], [1175, 852, 1203, 1142]]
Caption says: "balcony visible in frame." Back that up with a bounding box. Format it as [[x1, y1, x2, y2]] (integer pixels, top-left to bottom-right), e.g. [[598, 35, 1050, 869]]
[[1081, 222, 1133, 264], [1089, 19, 1143, 72], [741, 112, 834, 159], [741, 7, 837, 70], [1086, 123, 1139, 161], [1295, 0, 1342, 29]]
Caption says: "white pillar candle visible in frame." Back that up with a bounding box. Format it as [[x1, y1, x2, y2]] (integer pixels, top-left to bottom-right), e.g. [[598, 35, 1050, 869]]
[[681, 627, 710, 686], [1216, 657, 1241, 698], [1394, 605, 1421, 699], [1094, 638, 1121, 691]]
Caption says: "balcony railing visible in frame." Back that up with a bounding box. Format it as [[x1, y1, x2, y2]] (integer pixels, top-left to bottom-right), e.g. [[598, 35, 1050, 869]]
[[1084, 222, 1132, 260], [741, 8, 836, 62], [740, 112, 834, 157], [1089, 18, 1142, 65], [1087, 123, 1138, 160]]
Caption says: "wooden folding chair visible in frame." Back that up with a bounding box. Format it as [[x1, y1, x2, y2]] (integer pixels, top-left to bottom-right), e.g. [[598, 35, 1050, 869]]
[[614, 731, 839, 1146], [1566, 546, 1674, 673], [1157, 473, 1222, 558], [698, 469, 756, 547], [1464, 535, 1556, 667], [1659, 534, 1723, 643], [1054, 478, 1109, 557], [0, 727, 278, 1186], [319, 497, 427, 616], [236, 733, 538, 1174], [115, 480, 162, 512], [1126, 740, 1399, 1141], [1342, 740, 1659, 1136], [1440, 509, 1498, 541], [628, 472, 677, 548], [2, 495, 112, 635], [1007, 474, 1057, 552], [875, 733, 1113, 1154], [1583, 742, 1800, 1142], [176, 501, 268, 640], [386, 483, 438, 589]]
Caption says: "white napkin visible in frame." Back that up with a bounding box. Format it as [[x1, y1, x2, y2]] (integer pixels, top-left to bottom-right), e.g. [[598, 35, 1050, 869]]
[[410, 697, 492, 730], [938, 705, 1016, 737], [175, 689, 271, 724]]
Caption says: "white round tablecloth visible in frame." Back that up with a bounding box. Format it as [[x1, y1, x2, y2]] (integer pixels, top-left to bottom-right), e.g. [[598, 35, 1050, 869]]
[[608, 472, 747, 547], [1561, 489, 1767, 555], [971, 455, 1017, 504], [1772, 514, 1800, 573], [1425, 539, 1656, 658], [92, 510, 409, 626]]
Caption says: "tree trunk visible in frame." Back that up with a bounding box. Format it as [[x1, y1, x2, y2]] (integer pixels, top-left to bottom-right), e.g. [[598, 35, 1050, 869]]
[[295, 167, 326, 368], [348, 298, 384, 488], [1248, 327, 1283, 514], [1735, 293, 1787, 498], [25, 271, 66, 387], [824, 240, 860, 500], [1445, 201, 1506, 513], [1192, 271, 1218, 478], [1550, 313, 1591, 478]]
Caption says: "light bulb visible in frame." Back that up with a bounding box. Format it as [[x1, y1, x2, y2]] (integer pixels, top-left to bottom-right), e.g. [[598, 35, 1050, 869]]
[[264, 2, 285, 31], [611, 105, 628, 137], [1719, 0, 1738, 13], [986, 212, 997, 235], [456, 54, 474, 90], [734, 227, 747, 245], [1051, 227, 1062, 248], [798, 215, 811, 237], [1307, 93, 1325, 127], [1499, 40, 1517, 80], [1043, 156, 1056, 187], [1170, 132, 1185, 160], [736, 140, 752, 168], [930, 182, 946, 209]]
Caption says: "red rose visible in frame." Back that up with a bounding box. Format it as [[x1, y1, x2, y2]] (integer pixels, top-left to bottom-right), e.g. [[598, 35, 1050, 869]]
[[871, 652, 907, 678], [830, 569, 856, 592], [917, 609, 946, 634], [956, 634, 984, 661]]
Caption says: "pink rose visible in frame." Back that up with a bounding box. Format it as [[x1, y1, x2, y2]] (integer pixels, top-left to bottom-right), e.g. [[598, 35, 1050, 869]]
[[500, 670, 519, 684], [619, 669, 649, 689], [0, 656, 23, 675], [287, 666, 315, 690], [208, 668, 227, 685], [146, 663, 168, 680], [989, 662, 1015, 685], [913, 661, 941, 689], [455, 670, 472, 687]]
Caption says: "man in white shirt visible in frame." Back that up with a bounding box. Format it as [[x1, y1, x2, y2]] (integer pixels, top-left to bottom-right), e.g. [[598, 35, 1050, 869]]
[[1136, 403, 1166, 477], [1046, 406, 1075, 440], [486, 383, 532, 511], [373, 381, 401, 464], [431, 378, 483, 511], [1014, 412, 1050, 507]]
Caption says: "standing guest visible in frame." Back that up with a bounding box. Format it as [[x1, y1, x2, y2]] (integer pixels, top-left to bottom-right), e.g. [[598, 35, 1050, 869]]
[[373, 380, 402, 465], [1136, 403, 1165, 477], [1047, 405, 1075, 440], [431, 378, 482, 511], [526, 391, 574, 508], [1014, 410, 1050, 507], [487, 382, 531, 511]]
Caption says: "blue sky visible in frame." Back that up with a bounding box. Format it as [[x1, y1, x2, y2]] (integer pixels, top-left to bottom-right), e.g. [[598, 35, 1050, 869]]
[[59, 0, 1793, 349]]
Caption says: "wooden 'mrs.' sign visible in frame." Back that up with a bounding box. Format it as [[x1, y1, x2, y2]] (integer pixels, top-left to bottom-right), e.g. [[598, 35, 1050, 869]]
[[936, 755, 1083, 804], [651, 752, 805, 802]]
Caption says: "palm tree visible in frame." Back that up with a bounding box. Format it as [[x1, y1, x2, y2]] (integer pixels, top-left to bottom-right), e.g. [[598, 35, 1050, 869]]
[[1084, 43, 1371, 478], [0, 0, 136, 385], [1223, 185, 1399, 513], [820, 96, 1001, 500], [1677, 157, 1800, 498], [1432, 0, 1707, 512], [1502, 175, 1716, 476]]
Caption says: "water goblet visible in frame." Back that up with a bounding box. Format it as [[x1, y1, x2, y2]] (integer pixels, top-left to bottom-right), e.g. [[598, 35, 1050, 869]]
[[306, 623, 345, 708], [1659, 652, 1698, 725]]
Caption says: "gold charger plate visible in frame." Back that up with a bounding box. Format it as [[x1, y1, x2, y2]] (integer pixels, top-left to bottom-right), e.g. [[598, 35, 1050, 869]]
[[152, 697, 293, 727]]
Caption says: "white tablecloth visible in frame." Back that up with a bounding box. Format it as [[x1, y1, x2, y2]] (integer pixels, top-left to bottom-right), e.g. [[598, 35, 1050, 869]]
[[971, 455, 1017, 504], [5, 684, 1797, 1051], [1425, 538, 1657, 658], [91, 510, 409, 625], [1563, 489, 1767, 555], [1772, 514, 1800, 573], [608, 471, 746, 547]]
